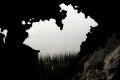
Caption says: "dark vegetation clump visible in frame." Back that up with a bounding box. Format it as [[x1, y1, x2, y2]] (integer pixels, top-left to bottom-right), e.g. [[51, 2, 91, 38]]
[[38, 53, 77, 80]]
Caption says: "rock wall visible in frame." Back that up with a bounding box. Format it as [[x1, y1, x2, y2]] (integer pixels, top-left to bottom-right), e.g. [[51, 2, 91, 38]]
[[72, 34, 120, 80]]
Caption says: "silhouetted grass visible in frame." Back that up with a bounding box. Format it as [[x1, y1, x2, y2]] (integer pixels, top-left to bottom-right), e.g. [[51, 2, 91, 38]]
[[37, 52, 78, 80]]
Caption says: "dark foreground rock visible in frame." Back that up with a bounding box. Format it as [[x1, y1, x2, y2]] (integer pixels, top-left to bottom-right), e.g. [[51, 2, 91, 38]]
[[72, 34, 120, 80]]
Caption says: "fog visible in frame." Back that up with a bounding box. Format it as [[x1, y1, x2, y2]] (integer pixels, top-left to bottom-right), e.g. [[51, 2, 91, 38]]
[[23, 4, 98, 57]]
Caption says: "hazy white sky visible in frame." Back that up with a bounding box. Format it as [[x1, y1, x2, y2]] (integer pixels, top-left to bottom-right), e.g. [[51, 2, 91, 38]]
[[23, 4, 98, 57]]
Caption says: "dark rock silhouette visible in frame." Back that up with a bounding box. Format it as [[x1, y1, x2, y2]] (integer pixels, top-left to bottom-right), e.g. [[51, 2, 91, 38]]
[[0, 0, 119, 80], [72, 34, 120, 80]]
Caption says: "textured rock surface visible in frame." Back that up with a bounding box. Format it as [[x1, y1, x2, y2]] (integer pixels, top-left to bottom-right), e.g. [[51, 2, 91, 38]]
[[72, 34, 120, 80]]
